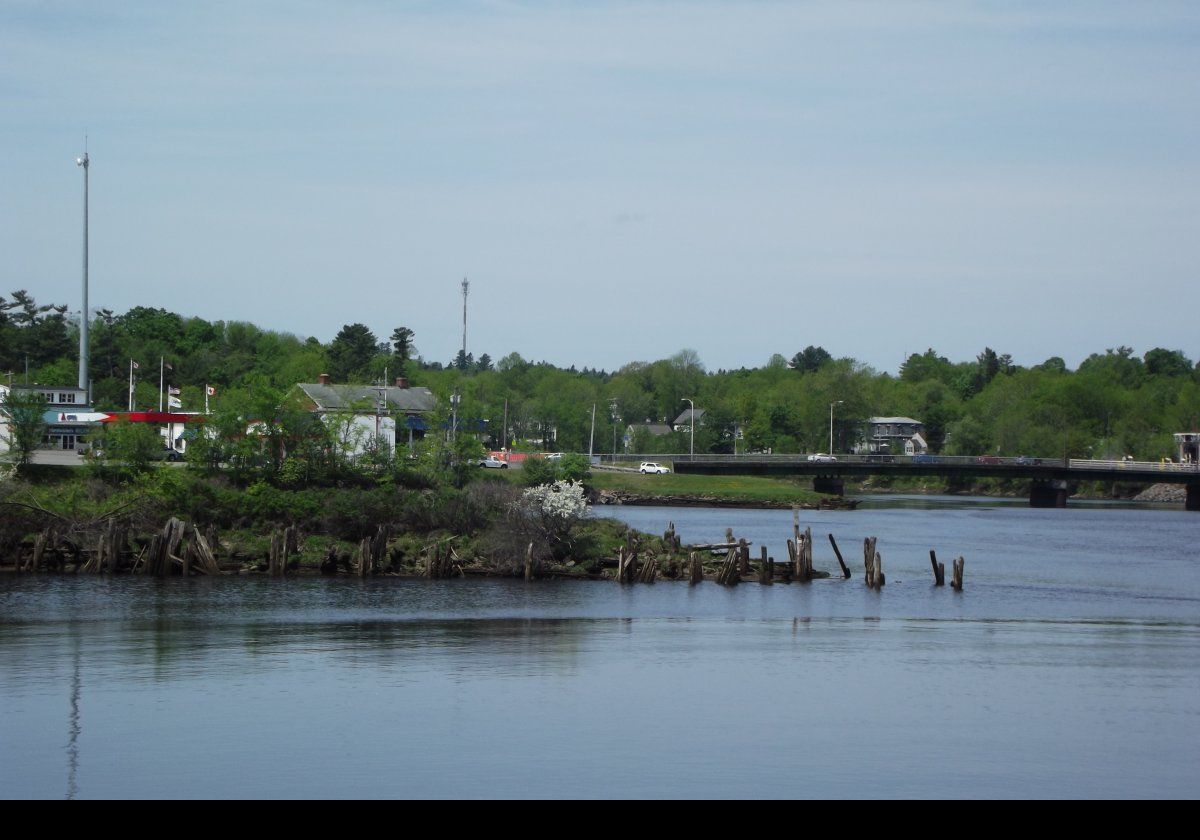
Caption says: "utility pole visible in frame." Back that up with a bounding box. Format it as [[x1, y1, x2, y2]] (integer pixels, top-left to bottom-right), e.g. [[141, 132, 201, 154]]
[[76, 148, 90, 398]]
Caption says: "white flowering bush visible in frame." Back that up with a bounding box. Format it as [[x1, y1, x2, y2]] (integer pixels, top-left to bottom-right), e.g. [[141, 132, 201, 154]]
[[520, 480, 589, 519], [514, 480, 589, 561]]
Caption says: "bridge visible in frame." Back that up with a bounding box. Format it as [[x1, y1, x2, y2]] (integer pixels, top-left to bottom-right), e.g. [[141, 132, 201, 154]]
[[660, 454, 1200, 511]]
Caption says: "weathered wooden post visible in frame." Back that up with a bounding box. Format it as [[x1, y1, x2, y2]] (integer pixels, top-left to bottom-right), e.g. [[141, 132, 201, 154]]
[[689, 551, 703, 585], [951, 557, 964, 591], [758, 545, 772, 585], [738, 538, 750, 576], [358, 537, 372, 578], [524, 542, 534, 582], [828, 533, 851, 579], [864, 537, 883, 590], [930, 549, 945, 586]]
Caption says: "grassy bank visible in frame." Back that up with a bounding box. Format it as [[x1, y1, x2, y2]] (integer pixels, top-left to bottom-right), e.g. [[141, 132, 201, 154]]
[[589, 470, 827, 506]]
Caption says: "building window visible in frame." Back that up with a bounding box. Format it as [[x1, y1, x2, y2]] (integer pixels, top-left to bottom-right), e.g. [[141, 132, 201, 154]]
[[58, 393, 77, 404]]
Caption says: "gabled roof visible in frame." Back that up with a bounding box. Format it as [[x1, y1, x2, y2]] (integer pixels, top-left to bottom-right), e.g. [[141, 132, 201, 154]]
[[626, 422, 673, 437], [295, 383, 437, 413], [672, 407, 706, 426], [868, 416, 923, 426]]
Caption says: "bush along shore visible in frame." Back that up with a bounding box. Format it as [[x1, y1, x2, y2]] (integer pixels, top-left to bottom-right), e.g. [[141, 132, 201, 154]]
[[0, 477, 844, 583], [0, 455, 845, 580]]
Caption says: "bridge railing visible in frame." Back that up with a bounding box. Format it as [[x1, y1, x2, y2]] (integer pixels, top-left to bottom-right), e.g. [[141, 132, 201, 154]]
[[599, 453, 1200, 472]]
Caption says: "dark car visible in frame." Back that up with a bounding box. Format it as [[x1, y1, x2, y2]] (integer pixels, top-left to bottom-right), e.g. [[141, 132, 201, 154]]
[[1015, 456, 1043, 466], [865, 454, 896, 464]]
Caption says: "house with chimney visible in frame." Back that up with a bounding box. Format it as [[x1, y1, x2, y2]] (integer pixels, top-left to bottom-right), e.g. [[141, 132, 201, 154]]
[[288, 374, 438, 454]]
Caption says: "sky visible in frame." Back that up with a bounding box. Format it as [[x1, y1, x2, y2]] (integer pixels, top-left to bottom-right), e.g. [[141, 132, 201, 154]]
[[2, 1, 1198, 375]]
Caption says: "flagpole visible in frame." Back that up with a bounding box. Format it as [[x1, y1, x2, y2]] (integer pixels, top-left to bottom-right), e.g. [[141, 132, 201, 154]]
[[205, 386, 210, 415], [128, 360, 134, 411], [159, 357, 164, 412]]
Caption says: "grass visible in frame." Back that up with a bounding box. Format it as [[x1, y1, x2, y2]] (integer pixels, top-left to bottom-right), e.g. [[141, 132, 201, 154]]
[[589, 470, 826, 504]]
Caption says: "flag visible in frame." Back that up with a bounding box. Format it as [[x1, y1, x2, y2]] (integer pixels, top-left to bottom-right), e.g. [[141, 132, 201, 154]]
[[168, 386, 181, 396], [206, 386, 217, 397], [131, 360, 140, 370], [164, 361, 173, 371], [168, 397, 183, 409]]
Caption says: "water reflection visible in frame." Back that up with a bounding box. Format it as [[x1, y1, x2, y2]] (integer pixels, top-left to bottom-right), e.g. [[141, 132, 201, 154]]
[[2, 497, 1199, 799]]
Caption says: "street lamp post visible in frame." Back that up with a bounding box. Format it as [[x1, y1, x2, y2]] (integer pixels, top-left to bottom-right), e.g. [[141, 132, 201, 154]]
[[682, 398, 695, 458], [829, 400, 844, 454]]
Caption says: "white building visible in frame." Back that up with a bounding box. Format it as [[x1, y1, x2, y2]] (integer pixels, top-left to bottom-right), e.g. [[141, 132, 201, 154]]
[[290, 376, 438, 455]]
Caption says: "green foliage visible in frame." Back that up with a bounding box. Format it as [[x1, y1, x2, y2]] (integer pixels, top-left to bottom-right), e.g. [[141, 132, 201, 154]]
[[1, 388, 49, 470], [101, 419, 166, 474], [3, 291, 1195, 474], [328, 323, 378, 382]]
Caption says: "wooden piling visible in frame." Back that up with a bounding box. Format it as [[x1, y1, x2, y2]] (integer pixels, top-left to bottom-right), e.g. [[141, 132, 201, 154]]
[[930, 550, 945, 586], [863, 537, 884, 589], [828, 533, 851, 579], [951, 557, 964, 591], [738, 538, 750, 576], [758, 545, 772, 585], [689, 551, 703, 585], [524, 542, 534, 582]]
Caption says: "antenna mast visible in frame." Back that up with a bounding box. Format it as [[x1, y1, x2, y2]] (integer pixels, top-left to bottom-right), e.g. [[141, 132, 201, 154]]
[[461, 277, 470, 361]]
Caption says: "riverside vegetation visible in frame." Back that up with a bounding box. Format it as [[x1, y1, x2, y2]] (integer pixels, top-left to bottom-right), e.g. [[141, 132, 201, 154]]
[[3, 294, 1198, 464]]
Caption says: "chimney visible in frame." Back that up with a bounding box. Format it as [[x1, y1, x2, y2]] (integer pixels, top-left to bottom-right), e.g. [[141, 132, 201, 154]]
[[395, 377, 409, 389], [318, 373, 331, 386]]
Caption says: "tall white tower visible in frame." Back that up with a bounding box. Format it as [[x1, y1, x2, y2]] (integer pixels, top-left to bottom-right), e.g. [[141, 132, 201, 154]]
[[76, 150, 90, 397]]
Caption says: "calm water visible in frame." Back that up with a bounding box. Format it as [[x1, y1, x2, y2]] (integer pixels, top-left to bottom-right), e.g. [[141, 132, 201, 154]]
[[1, 497, 1197, 799]]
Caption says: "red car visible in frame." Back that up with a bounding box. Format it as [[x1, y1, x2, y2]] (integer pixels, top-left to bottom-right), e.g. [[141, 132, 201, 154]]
[[976, 455, 1002, 465]]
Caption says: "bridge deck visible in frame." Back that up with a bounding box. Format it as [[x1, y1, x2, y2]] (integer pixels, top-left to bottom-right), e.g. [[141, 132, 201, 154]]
[[666, 455, 1200, 485]]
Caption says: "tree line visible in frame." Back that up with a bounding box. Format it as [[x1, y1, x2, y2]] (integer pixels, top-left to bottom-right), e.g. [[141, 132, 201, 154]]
[[3, 291, 1199, 461]]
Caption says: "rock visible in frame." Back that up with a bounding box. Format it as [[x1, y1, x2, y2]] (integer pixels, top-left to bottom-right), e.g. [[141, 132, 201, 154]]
[[1133, 484, 1187, 503]]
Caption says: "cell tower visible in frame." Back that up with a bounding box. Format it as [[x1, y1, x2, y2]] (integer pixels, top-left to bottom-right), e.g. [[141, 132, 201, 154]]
[[461, 277, 469, 360]]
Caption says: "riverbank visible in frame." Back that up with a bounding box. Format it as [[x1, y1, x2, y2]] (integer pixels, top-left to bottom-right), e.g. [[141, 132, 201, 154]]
[[587, 471, 841, 509]]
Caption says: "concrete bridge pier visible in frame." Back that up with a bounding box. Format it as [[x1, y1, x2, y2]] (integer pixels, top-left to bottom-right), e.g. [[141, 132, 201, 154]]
[[1030, 479, 1069, 508], [1187, 483, 1199, 512], [813, 476, 845, 497]]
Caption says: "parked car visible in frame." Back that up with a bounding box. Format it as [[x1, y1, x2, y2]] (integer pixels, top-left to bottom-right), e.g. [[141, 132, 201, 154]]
[[806, 453, 837, 463], [639, 462, 671, 474], [1015, 456, 1043, 466], [911, 454, 938, 464], [543, 453, 563, 461], [976, 455, 1002, 465], [478, 456, 509, 469], [865, 454, 896, 464], [153, 448, 184, 462]]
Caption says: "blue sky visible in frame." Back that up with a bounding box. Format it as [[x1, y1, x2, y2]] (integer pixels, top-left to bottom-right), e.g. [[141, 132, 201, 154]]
[[2, 1, 1198, 373]]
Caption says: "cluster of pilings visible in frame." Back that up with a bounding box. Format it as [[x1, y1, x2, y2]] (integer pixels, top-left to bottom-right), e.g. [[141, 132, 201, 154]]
[[13, 517, 225, 576], [612, 511, 966, 591]]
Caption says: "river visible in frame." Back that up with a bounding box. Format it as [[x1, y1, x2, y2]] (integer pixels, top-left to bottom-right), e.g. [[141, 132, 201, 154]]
[[1, 497, 1196, 799]]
